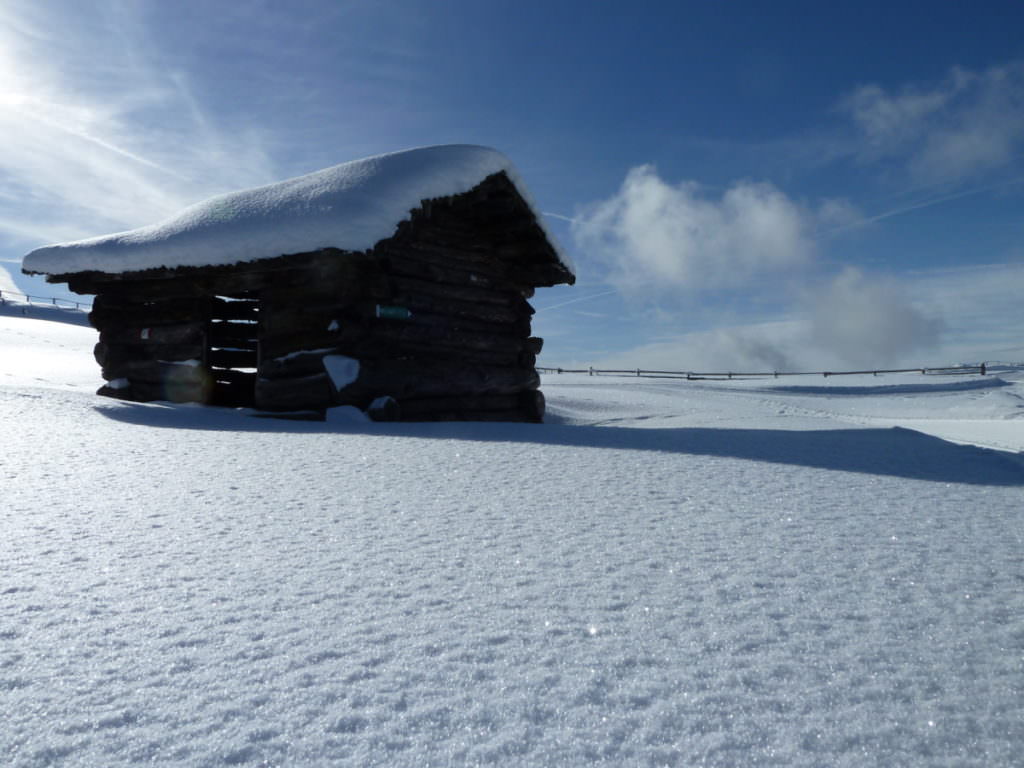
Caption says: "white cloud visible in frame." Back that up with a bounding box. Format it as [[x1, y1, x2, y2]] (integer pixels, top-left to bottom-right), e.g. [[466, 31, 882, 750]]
[[572, 165, 828, 297], [841, 63, 1024, 185]]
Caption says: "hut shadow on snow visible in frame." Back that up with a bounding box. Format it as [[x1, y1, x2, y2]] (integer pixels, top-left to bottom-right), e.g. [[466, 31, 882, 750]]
[[94, 400, 1024, 487]]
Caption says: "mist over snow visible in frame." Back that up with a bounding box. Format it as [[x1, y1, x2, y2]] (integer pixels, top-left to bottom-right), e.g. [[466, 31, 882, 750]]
[[590, 291, 942, 374], [588, 321, 806, 375], [807, 267, 943, 369]]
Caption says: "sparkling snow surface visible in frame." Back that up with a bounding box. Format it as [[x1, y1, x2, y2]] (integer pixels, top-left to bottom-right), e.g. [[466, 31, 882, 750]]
[[21, 145, 572, 277], [2, 308, 1023, 767]]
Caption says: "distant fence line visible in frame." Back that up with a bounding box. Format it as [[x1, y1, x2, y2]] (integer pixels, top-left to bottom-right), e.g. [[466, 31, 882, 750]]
[[538, 364, 992, 380], [0, 289, 92, 311]]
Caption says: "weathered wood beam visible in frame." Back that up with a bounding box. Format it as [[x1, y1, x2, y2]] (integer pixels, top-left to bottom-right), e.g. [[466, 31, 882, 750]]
[[254, 372, 334, 412], [389, 274, 525, 308], [331, 358, 540, 405], [100, 359, 207, 386], [208, 348, 258, 369], [98, 377, 209, 404], [94, 341, 204, 369], [210, 297, 259, 322], [90, 296, 209, 329], [206, 321, 258, 348], [99, 322, 205, 346]]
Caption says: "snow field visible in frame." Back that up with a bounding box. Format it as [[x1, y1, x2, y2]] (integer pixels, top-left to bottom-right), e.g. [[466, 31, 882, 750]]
[[2, 312, 1023, 766]]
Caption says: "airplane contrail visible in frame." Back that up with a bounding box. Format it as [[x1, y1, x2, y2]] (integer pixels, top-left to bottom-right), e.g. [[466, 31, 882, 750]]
[[535, 289, 618, 313]]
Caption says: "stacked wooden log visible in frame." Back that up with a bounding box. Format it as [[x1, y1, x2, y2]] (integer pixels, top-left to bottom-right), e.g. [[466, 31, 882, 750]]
[[255, 174, 555, 421], [61, 171, 574, 421], [89, 292, 211, 404]]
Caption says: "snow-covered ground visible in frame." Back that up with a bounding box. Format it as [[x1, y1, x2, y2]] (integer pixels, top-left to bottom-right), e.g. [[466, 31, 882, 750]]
[[2, 306, 1022, 767]]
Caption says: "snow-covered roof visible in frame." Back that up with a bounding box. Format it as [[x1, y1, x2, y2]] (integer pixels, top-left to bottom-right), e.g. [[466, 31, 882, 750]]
[[22, 144, 573, 277]]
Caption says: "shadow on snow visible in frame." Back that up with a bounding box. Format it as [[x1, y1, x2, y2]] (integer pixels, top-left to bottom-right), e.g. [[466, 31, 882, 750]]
[[95, 400, 1024, 487], [765, 377, 1009, 397]]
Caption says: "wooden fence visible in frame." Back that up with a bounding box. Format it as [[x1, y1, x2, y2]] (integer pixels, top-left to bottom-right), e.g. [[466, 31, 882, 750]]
[[0, 290, 92, 310], [538, 364, 991, 380]]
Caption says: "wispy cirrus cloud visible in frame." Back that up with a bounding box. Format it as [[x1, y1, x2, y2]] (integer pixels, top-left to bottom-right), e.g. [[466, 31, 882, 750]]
[[840, 62, 1024, 186], [0, 0, 277, 249]]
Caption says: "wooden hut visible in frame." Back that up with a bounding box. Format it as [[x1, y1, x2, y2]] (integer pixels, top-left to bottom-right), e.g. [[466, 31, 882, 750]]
[[21, 145, 575, 421]]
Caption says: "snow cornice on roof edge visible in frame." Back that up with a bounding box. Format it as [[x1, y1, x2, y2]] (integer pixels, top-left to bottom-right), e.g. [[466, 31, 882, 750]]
[[22, 144, 574, 278]]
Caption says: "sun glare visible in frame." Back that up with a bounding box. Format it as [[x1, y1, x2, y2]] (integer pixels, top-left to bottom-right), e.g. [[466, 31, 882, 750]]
[[0, 90, 29, 108]]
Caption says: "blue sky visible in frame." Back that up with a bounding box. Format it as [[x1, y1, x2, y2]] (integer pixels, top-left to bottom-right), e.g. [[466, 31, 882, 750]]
[[2, 0, 1023, 369]]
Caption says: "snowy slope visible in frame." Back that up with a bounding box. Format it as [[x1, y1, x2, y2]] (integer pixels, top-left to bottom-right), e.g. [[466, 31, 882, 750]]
[[545, 372, 1024, 454], [21, 145, 572, 277], [2, 309, 1023, 767]]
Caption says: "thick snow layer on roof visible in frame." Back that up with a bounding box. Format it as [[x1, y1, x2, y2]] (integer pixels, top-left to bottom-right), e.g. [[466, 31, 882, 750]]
[[22, 144, 573, 277]]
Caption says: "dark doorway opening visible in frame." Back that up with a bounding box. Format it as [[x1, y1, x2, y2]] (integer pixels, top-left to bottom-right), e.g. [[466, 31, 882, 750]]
[[207, 293, 260, 407]]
